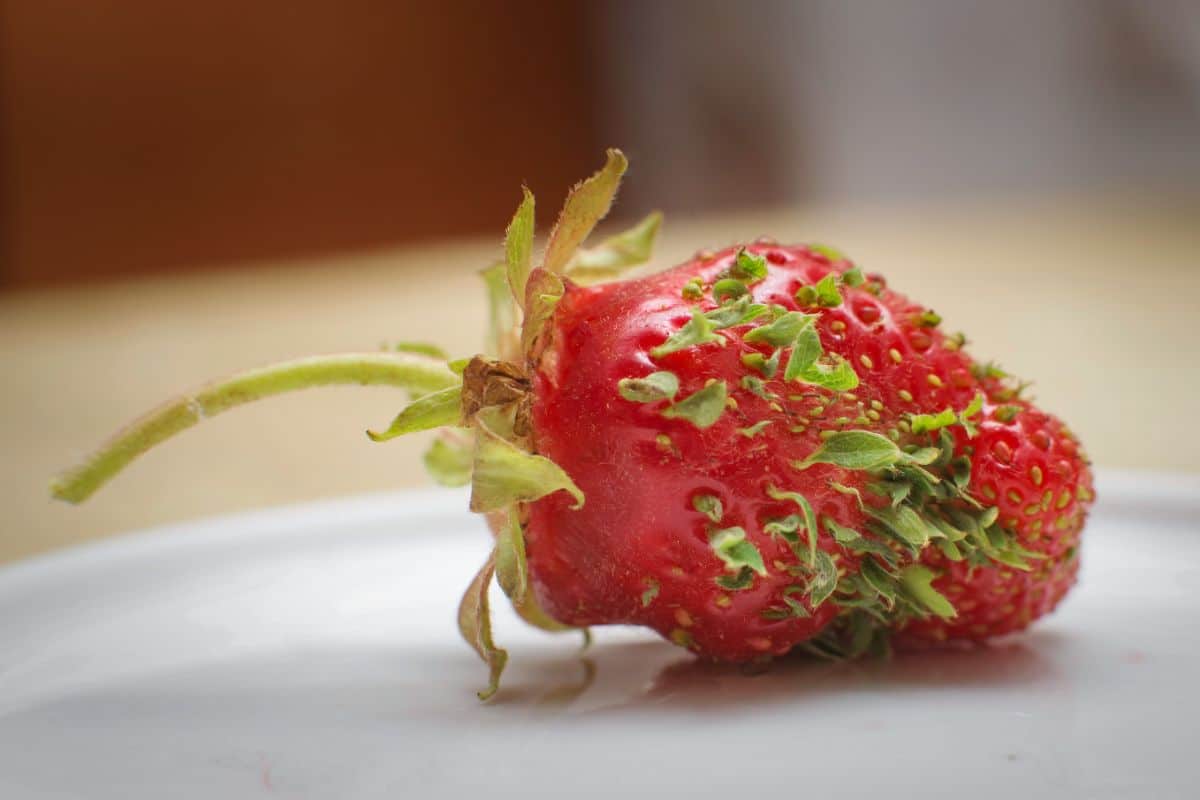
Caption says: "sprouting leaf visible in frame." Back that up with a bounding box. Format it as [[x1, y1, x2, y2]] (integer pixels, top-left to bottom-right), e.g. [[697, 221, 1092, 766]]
[[712, 278, 749, 304], [745, 312, 814, 347], [618, 371, 679, 403], [480, 262, 518, 358], [766, 485, 818, 565], [392, 342, 449, 360], [740, 374, 778, 400], [910, 407, 957, 435], [470, 410, 584, 512], [794, 430, 906, 471], [809, 243, 845, 261], [959, 391, 986, 437], [731, 248, 768, 282], [650, 309, 725, 358], [737, 420, 773, 438], [504, 187, 536, 309], [783, 323, 823, 381], [742, 348, 781, 378], [367, 386, 462, 441], [423, 433, 473, 487], [793, 355, 860, 392], [661, 381, 728, 429], [692, 493, 723, 522], [641, 579, 660, 606], [543, 149, 628, 274], [709, 526, 768, 576], [808, 550, 839, 607], [457, 551, 508, 700], [704, 295, 769, 329], [567, 211, 663, 283], [823, 517, 898, 566], [716, 566, 757, 591], [840, 266, 864, 286], [914, 310, 942, 328], [868, 505, 938, 551], [520, 268, 566, 352], [899, 565, 956, 619], [681, 277, 704, 300], [859, 558, 899, 609], [797, 273, 842, 307]]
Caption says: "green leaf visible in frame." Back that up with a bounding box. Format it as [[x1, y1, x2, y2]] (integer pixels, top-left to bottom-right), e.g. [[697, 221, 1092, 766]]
[[709, 526, 768, 576], [860, 557, 899, 609], [495, 511, 574, 633], [808, 550, 839, 607], [504, 187, 536, 309], [457, 551, 508, 701], [914, 310, 942, 328], [447, 358, 470, 375], [423, 434, 473, 487], [869, 504, 938, 550], [650, 309, 724, 358], [641, 579, 660, 607], [740, 374, 778, 400], [716, 565, 757, 591], [681, 277, 704, 300], [470, 410, 584, 512], [840, 266, 864, 286], [813, 273, 843, 307], [783, 323, 823, 381], [766, 485, 818, 565], [794, 430, 905, 471], [567, 211, 663, 283], [960, 391, 986, 438], [737, 420, 773, 438], [367, 386, 462, 442], [543, 149, 628, 274], [712, 278, 748, 303], [705, 295, 768, 329], [899, 565, 957, 619], [618, 371, 679, 403], [910, 407, 956, 435], [823, 517, 898, 566], [661, 381, 728, 429], [809, 243, 845, 261], [692, 493, 723, 522], [520, 268, 566, 353], [793, 356, 860, 392], [731, 248, 768, 282], [392, 341, 448, 360], [745, 311, 814, 347], [742, 348, 781, 378]]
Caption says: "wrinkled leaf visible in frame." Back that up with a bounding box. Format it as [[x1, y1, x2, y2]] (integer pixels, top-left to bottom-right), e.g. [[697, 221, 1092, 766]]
[[470, 410, 584, 512], [543, 149, 628, 273], [650, 309, 724, 358], [794, 430, 905, 471], [505, 187, 536, 309], [457, 551, 508, 700], [367, 386, 462, 441], [899, 565, 957, 619], [567, 211, 663, 283], [618, 371, 679, 403], [520, 268, 566, 353], [709, 526, 768, 576], [423, 432, 473, 487], [661, 381, 727, 429]]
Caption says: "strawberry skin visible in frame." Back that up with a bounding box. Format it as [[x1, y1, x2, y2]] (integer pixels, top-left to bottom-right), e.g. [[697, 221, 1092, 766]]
[[901, 397, 1093, 642], [525, 244, 997, 660]]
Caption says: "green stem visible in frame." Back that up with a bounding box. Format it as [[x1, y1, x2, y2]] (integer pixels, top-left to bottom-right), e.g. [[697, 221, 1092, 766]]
[[51, 352, 460, 504]]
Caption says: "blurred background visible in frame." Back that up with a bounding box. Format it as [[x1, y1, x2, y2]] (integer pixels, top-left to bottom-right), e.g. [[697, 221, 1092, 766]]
[[3, 0, 1198, 561]]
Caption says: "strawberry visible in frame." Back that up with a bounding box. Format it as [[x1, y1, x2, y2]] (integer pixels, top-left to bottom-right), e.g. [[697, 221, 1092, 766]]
[[52, 149, 1093, 698]]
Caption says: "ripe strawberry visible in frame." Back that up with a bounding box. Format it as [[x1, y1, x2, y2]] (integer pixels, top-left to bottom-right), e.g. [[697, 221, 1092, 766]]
[[52, 149, 1093, 698]]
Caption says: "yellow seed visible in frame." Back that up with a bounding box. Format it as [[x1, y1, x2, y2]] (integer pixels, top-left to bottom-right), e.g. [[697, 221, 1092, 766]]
[[726, 397, 739, 410], [1030, 465, 1043, 486], [842, 392, 858, 402], [1057, 490, 1072, 509], [982, 485, 997, 500], [670, 566, 685, 577], [831, 320, 847, 332], [769, 401, 783, 412], [808, 406, 825, 418], [855, 415, 871, 425], [670, 628, 694, 647], [1006, 489, 1023, 504], [926, 374, 944, 388], [889, 348, 902, 364], [820, 430, 837, 440], [747, 636, 773, 652], [715, 594, 732, 608], [866, 409, 881, 421], [898, 389, 914, 402], [860, 354, 874, 369], [1025, 504, 1040, 516], [871, 399, 884, 411], [897, 420, 911, 433], [674, 608, 694, 628], [1041, 490, 1052, 511]]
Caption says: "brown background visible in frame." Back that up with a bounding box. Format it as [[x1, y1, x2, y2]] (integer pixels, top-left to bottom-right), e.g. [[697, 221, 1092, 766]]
[[0, 1, 599, 287]]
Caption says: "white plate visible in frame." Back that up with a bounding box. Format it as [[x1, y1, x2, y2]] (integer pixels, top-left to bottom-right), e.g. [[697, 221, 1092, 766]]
[[1, 471, 1197, 799]]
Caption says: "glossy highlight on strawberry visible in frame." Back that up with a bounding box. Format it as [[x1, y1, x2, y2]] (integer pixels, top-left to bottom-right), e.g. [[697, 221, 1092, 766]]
[[51, 149, 1094, 698]]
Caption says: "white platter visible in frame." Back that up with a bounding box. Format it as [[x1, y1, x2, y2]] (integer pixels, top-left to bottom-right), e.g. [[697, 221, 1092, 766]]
[[1, 471, 1197, 799]]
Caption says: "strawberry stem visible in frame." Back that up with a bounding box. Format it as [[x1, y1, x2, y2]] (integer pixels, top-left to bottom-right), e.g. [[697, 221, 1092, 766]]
[[50, 352, 459, 504]]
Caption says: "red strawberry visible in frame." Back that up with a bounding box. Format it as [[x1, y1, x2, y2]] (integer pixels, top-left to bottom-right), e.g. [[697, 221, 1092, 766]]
[[52, 149, 1093, 698]]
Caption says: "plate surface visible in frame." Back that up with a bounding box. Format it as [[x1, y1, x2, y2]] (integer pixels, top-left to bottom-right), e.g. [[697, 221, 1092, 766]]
[[1, 471, 1197, 799]]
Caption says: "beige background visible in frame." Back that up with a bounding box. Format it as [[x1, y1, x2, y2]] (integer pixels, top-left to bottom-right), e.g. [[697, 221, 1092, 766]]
[[4, 193, 1198, 564]]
